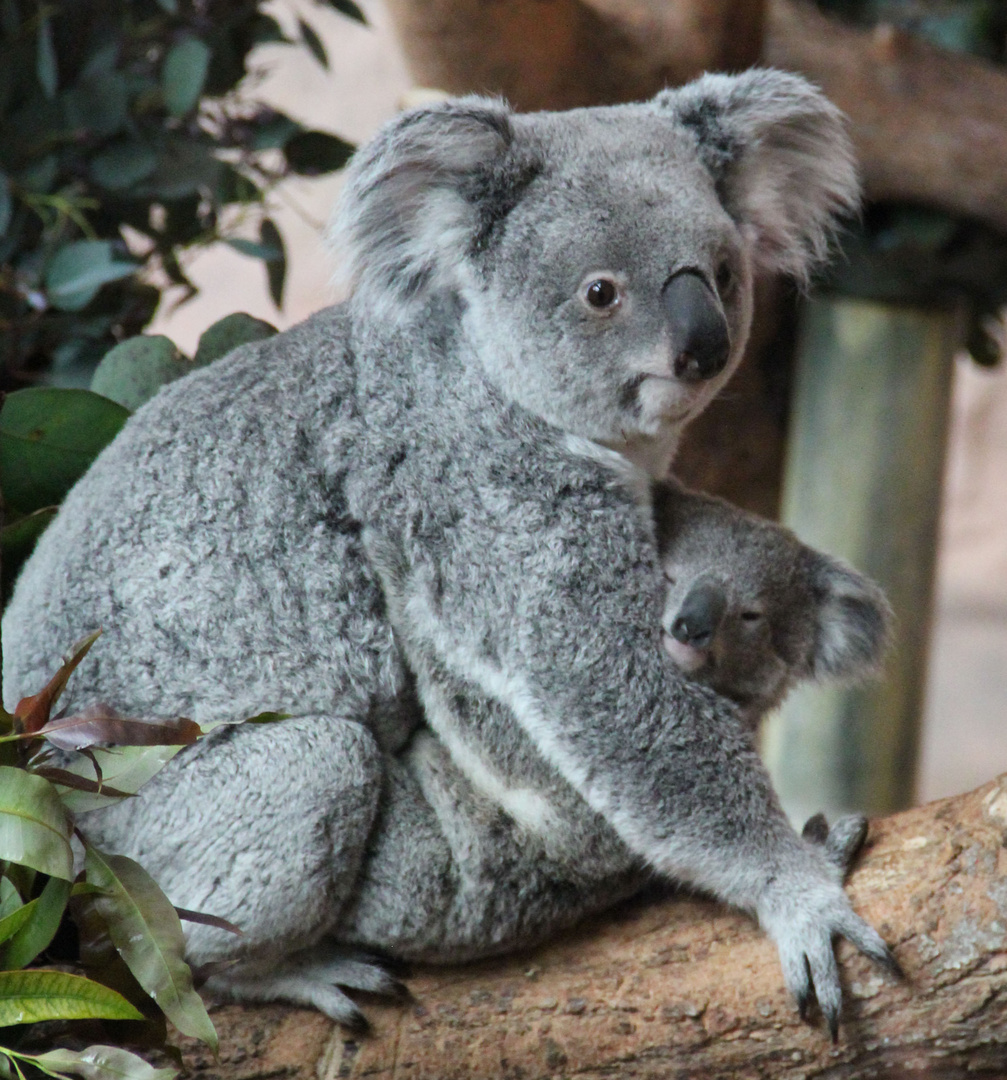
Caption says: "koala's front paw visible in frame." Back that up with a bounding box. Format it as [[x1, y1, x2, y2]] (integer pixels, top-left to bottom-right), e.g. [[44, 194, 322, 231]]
[[758, 848, 901, 1041]]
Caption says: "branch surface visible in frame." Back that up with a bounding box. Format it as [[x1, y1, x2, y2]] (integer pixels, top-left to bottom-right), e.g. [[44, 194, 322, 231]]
[[180, 774, 1007, 1079]]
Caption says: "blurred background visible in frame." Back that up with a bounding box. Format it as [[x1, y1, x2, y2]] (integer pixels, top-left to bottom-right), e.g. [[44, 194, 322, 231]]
[[2, 0, 1005, 814]]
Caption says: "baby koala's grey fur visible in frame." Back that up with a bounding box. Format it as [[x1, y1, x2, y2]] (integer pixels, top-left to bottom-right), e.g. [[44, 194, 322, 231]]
[[2, 70, 892, 1033], [655, 479, 891, 728]]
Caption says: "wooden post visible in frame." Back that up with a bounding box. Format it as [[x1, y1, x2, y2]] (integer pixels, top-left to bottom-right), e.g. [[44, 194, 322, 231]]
[[761, 296, 959, 822]]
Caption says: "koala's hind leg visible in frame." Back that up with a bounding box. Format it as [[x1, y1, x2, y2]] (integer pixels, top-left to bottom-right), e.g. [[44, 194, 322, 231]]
[[80, 715, 386, 1018]]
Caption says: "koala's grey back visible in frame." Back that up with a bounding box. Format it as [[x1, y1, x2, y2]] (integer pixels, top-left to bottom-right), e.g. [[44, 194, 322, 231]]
[[3, 310, 414, 752]]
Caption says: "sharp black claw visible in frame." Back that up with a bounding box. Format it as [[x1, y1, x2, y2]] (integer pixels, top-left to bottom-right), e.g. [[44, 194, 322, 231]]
[[388, 978, 414, 1003], [796, 989, 812, 1022], [827, 1008, 840, 1044], [802, 812, 829, 844], [878, 947, 906, 981], [342, 1010, 372, 1036]]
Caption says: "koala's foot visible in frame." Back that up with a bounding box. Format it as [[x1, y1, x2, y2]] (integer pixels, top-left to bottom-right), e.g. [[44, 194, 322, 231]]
[[758, 831, 902, 1042], [205, 944, 410, 1031]]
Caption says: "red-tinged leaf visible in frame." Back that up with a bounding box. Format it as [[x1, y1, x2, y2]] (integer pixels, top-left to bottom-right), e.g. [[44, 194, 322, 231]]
[[13, 631, 102, 735], [31, 767, 133, 799], [36, 706, 202, 752], [173, 908, 242, 936]]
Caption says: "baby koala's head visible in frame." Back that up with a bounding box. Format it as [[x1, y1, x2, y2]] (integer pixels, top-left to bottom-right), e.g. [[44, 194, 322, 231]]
[[653, 481, 891, 728]]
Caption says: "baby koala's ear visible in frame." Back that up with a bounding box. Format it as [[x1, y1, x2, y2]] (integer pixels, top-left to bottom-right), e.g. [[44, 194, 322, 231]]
[[809, 554, 892, 681]]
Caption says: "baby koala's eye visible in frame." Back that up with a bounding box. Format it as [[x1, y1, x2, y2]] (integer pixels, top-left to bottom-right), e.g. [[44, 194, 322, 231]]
[[585, 278, 620, 309], [740, 610, 763, 623]]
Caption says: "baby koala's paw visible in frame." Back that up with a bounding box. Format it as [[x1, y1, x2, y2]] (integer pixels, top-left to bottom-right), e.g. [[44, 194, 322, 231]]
[[758, 843, 901, 1041]]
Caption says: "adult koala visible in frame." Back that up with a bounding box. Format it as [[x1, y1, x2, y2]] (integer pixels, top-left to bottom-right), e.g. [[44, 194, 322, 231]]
[[3, 70, 893, 1027]]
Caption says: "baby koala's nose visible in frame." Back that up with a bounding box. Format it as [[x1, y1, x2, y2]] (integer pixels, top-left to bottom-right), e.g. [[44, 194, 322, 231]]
[[671, 581, 727, 648], [661, 270, 730, 383]]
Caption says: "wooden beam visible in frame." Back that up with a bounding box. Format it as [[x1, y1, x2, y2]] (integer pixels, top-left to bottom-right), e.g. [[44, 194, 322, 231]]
[[180, 773, 1007, 1079]]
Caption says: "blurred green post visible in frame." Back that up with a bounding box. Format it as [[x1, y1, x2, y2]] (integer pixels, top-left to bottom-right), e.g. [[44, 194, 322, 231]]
[[762, 296, 959, 823]]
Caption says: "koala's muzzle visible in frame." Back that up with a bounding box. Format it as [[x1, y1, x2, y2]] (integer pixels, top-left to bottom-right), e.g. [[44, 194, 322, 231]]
[[662, 270, 730, 383], [671, 581, 727, 648]]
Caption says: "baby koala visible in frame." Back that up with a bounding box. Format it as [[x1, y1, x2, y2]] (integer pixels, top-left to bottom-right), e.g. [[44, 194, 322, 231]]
[[654, 478, 891, 729]]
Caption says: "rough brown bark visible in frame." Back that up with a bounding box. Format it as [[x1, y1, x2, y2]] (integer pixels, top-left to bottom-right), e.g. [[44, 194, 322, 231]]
[[181, 774, 1007, 1079], [384, 0, 1007, 232]]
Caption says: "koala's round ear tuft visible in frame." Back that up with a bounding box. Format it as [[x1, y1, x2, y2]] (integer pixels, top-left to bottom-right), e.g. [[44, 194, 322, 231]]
[[809, 555, 893, 682], [328, 97, 515, 314], [654, 69, 860, 283]]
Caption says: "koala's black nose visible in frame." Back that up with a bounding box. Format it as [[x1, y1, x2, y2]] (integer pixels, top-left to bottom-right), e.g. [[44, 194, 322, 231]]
[[671, 581, 727, 649], [662, 270, 731, 383]]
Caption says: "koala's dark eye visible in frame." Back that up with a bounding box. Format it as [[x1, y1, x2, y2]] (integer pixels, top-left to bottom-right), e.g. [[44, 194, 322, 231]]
[[585, 279, 619, 309], [715, 262, 734, 296], [741, 610, 763, 623]]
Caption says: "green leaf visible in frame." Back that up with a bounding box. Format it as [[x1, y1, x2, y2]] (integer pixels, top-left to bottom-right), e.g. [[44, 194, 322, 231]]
[[283, 131, 354, 176], [45, 241, 139, 312], [0, 969, 143, 1026], [36, 15, 57, 98], [0, 388, 129, 514], [90, 143, 159, 191], [0, 768, 73, 880], [0, 172, 10, 238], [133, 140, 221, 200], [260, 219, 286, 309], [298, 19, 328, 68], [0, 881, 20, 920], [83, 847, 218, 1051], [224, 238, 282, 262], [193, 312, 277, 367], [0, 876, 71, 969], [91, 335, 189, 411], [323, 0, 367, 24], [31, 1046, 176, 1080], [162, 39, 211, 118], [54, 746, 184, 815], [250, 112, 300, 152], [243, 711, 291, 725], [0, 508, 56, 557], [63, 72, 129, 138], [0, 900, 32, 948]]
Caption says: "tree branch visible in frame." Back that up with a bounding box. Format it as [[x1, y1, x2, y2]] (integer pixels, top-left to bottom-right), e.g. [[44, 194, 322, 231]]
[[181, 773, 1007, 1079]]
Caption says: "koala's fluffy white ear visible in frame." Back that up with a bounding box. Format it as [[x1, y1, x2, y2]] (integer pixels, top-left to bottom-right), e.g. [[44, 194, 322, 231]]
[[809, 556, 892, 682], [329, 97, 514, 311], [656, 69, 860, 281]]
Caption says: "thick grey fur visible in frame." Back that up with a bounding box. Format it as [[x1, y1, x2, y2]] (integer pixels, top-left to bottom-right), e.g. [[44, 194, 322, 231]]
[[3, 70, 889, 1033]]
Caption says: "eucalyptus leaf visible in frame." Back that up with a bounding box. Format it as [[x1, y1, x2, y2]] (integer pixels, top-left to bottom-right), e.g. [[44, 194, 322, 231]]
[[0, 388, 129, 514], [36, 15, 57, 98], [298, 19, 328, 68], [162, 39, 211, 118], [0, 969, 143, 1026], [55, 746, 185, 815], [250, 112, 300, 152], [91, 335, 189, 410], [0, 875, 71, 969], [84, 847, 218, 1050], [283, 130, 354, 175], [260, 219, 286, 308], [0, 508, 56, 557], [45, 241, 138, 312], [31, 1045, 176, 1080], [63, 72, 129, 138], [225, 238, 282, 261], [90, 143, 159, 192], [0, 900, 32, 948], [0, 768, 73, 881], [324, 0, 367, 24], [193, 312, 277, 367]]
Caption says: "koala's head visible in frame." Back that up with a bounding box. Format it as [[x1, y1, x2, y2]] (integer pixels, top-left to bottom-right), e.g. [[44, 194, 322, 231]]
[[332, 71, 858, 472], [653, 483, 891, 727]]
